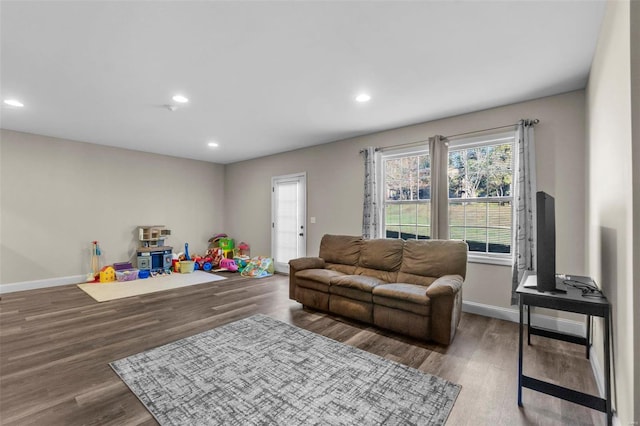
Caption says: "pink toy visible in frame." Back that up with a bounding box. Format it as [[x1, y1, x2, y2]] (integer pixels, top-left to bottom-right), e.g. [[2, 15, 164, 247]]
[[219, 258, 238, 272]]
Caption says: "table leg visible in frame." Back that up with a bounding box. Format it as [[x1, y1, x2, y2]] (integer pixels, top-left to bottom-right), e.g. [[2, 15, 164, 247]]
[[518, 296, 524, 406], [586, 315, 591, 359], [604, 312, 611, 426], [527, 304, 531, 345]]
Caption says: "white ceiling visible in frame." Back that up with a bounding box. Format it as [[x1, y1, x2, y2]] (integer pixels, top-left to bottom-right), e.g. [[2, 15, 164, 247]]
[[1, 1, 606, 164]]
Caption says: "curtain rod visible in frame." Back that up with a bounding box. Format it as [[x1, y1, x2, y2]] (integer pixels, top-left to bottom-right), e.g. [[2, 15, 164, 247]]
[[360, 119, 539, 153]]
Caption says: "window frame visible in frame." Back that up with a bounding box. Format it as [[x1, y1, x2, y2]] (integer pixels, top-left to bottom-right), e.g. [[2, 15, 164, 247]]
[[448, 131, 515, 266], [376, 130, 516, 266], [379, 146, 431, 241]]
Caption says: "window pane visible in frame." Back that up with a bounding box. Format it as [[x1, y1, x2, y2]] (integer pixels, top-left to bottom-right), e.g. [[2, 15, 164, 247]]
[[488, 201, 512, 253], [386, 225, 400, 239], [465, 202, 486, 227], [401, 204, 417, 225], [418, 154, 430, 200], [488, 228, 511, 253], [402, 156, 419, 200], [449, 226, 465, 240], [465, 227, 487, 252], [487, 201, 512, 229], [386, 204, 400, 225], [448, 149, 465, 198], [385, 158, 402, 201], [400, 225, 417, 240], [417, 203, 430, 225], [449, 202, 464, 226], [486, 144, 513, 197], [416, 226, 430, 239]]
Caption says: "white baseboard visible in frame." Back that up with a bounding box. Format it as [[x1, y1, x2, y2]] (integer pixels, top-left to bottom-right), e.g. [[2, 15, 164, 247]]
[[0, 274, 87, 294], [462, 300, 586, 338]]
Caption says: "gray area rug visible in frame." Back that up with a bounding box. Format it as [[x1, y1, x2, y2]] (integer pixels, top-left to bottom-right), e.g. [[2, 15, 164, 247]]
[[110, 314, 461, 425]]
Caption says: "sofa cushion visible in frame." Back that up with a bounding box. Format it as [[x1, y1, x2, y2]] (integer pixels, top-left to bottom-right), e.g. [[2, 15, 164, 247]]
[[354, 267, 397, 283], [394, 272, 437, 287], [329, 275, 385, 302], [358, 238, 404, 271], [400, 239, 468, 279], [326, 263, 357, 275], [372, 283, 431, 316], [296, 269, 345, 293], [331, 275, 385, 292], [319, 235, 362, 266]]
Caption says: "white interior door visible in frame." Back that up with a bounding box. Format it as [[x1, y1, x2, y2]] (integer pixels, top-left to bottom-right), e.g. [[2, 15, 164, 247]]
[[271, 173, 306, 273]]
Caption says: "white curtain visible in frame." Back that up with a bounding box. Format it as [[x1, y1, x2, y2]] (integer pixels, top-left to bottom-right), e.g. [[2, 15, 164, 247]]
[[362, 147, 379, 239], [429, 135, 449, 240], [511, 120, 537, 305]]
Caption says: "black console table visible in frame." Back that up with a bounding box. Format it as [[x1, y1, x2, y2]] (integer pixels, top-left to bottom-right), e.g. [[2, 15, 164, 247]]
[[516, 274, 611, 425]]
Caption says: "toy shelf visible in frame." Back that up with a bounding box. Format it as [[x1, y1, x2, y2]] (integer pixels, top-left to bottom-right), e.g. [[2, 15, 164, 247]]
[[139, 226, 172, 248]]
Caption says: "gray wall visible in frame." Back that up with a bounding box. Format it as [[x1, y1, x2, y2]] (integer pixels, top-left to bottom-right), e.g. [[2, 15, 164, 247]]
[[586, 0, 638, 422], [0, 130, 225, 284], [224, 90, 587, 311]]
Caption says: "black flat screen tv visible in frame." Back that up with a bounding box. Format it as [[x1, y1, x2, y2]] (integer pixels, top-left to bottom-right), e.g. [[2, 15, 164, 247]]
[[536, 191, 565, 293]]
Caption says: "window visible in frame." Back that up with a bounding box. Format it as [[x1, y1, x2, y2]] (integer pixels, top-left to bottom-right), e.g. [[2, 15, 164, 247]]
[[448, 132, 515, 262], [379, 131, 515, 265], [382, 149, 431, 240]]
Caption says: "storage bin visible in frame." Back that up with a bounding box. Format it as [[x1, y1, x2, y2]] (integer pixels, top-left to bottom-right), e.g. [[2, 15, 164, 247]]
[[180, 260, 195, 273], [116, 269, 138, 282]]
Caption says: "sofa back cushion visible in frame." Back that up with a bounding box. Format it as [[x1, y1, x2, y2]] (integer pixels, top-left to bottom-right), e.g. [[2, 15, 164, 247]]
[[319, 234, 362, 266], [400, 239, 468, 280], [358, 238, 404, 271]]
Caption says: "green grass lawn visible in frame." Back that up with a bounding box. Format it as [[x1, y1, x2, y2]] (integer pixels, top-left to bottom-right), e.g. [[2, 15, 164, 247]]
[[385, 201, 512, 251]]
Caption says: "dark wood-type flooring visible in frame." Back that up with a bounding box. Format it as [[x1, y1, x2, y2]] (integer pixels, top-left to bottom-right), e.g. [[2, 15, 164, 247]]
[[0, 273, 604, 425]]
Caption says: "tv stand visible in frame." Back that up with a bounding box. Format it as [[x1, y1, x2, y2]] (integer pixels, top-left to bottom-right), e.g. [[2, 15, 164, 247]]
[[516, 274, 611, 425]]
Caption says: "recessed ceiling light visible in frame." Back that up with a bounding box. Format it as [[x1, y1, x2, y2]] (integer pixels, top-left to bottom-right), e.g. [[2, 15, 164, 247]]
[[208, 142, 219, 148], [4, 99, 24, 107], [355, 94, 371, 103], [172, 95, 189, 103]]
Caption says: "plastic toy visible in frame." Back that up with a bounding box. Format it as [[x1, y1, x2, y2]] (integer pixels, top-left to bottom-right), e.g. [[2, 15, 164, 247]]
[[234, 255, 250, 272], [86, 241, 103, 282], [205, 247, 224, 268], [184, 243, 191, 260], [208, 233, 228, 248], [240, 257, 274, 278], [236, 242, 250, 257], [219, 258, 239, 272], [116, 269, 138, 282], [99, 266, 116, 283], [219, 238, 234, 259], [194, 256, 214, 271]]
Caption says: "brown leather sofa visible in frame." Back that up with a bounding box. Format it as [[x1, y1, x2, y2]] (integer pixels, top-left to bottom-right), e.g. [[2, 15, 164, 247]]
[[289, 234, 468, 345]]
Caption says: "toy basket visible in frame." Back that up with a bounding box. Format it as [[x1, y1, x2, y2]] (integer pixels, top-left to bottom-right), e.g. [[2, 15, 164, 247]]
[[116, 269, 139, 282], [180, 260, 195, 273]]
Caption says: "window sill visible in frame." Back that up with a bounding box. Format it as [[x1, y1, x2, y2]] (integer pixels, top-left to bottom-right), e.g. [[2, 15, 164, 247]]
[[467, 253, 513, 267]]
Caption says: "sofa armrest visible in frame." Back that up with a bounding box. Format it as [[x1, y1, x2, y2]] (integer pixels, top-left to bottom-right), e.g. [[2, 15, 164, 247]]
[[425, 275, 464, 345], [289, 257, 326, 271], [425, 274, 463, 298], [289, 257, 326, 299]]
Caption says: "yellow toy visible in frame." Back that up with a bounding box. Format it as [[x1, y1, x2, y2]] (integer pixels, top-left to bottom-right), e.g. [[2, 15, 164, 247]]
[[99, 266, 116, 283]]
